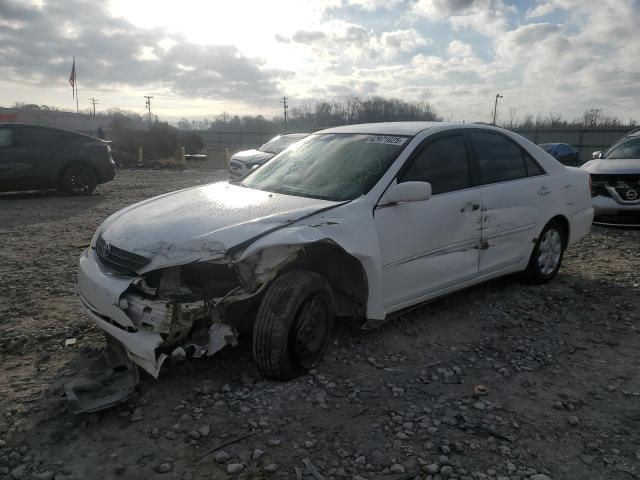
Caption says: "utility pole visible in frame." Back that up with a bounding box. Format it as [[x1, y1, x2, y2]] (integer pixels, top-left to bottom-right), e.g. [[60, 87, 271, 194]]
[[281, 96, 288, 131], [492, 93, 503, 125], [144, 95, 154, 125], [89, 98, 98, 115]]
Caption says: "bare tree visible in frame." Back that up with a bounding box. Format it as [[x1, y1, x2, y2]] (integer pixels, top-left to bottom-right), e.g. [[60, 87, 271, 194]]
[[508, 108, 518, 128]]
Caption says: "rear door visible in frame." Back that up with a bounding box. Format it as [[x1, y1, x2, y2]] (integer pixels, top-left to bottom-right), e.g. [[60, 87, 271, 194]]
[[468, 130, 552, 274], [374, 132, 482, 310], [11, 127, 69, 188], [0, 127, 16, 189]]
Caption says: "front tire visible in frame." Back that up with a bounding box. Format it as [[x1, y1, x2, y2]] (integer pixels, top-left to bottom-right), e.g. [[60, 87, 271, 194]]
[[253, 270, 333, 380], [60, 163, 97, 195], [523, 220, 566, 284]]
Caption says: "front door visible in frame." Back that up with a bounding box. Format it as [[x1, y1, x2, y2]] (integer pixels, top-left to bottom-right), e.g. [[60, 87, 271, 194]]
[[374, 133, 482, 311]]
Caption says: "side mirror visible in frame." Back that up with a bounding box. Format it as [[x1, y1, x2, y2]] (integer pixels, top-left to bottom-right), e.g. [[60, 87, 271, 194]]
[[382, 181, 432, 205], [592, 151, 602, 159]]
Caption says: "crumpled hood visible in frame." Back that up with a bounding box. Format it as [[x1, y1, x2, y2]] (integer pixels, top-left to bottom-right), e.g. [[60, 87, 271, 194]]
[[99, 182, 339, 270], [230, 149, 274, 165], [582, 158, 640, 175]]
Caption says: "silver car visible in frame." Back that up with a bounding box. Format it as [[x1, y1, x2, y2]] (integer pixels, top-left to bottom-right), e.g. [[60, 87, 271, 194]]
[[582, 129, 640, 226], [228, 133, 308, 179]]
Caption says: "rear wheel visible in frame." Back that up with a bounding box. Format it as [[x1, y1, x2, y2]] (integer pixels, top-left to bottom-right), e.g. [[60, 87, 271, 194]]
[[60, 163, 97, 195], [523, 220, 565, 284], [253, 270, 333, 380]]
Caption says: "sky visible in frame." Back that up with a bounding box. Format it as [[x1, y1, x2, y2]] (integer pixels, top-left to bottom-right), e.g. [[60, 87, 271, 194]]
[[1, 0, 639, 124]]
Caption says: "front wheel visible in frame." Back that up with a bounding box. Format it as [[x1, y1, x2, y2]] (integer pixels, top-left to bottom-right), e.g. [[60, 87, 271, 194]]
[[60, 163, 97, 195], [523, 220, 566, 284], [253, 270, 333, 380]]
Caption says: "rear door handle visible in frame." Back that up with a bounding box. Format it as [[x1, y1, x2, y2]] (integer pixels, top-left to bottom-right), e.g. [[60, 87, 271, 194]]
[[460, 203, 481, 212], [537, 186, 551, 196]]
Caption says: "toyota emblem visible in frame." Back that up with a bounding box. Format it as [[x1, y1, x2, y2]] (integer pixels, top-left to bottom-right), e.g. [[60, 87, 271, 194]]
[[98, 240, 111, 257], [625, 189, 639, 201]]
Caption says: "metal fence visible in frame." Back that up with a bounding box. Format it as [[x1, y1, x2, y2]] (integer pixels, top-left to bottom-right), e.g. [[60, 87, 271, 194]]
[[0, 107, 146, 135], [199, 127, 635, 163], [512, 127, 634, 163], [199, 131, 277, 151]]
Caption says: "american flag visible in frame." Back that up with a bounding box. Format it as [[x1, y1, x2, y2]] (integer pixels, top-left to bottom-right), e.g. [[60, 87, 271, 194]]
[[69, 58, 76, 99]]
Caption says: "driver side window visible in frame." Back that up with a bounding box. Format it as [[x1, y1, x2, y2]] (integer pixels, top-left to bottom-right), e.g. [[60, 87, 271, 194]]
[[399, 134, 471, 195]]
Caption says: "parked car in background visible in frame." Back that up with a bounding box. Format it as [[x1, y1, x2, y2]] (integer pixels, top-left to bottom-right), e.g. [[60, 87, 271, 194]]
[[539, 143, 580, 166], [0, 124, 115, 195], [71, 122, 593, 411], [228, 133, 308, 179], [582, 129, 640, 226]]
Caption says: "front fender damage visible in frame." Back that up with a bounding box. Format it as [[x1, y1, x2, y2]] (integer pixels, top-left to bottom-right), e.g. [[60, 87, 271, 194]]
[[68, 241, 305, 412], [69, 207, 377, 413]]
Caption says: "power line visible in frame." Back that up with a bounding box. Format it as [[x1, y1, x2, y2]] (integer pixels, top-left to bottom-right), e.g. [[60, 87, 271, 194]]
[[144, 95, 154, 125], [89, 97, 98, 116], [281, 96, 288, 131]]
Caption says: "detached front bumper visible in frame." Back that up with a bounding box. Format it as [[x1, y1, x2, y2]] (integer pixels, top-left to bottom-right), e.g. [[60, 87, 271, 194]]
[[77, 248, 168, 377]]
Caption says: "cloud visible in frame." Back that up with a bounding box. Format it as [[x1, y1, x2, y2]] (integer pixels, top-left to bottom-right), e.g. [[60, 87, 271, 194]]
[[342, 0, 405, 11], [291, 30, 327, 43], [0, 0, 286, 104], [525, 1, 559, 18], [285, 22, 429, 62], [413, 0, 515, 36]]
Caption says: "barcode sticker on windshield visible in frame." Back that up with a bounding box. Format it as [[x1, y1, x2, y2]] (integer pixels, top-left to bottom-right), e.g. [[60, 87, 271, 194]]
[[365, 135, 407, 146]]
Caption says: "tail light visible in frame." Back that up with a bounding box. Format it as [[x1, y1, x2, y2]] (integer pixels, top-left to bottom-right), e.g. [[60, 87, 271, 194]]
[[589, 175, 595, 197]]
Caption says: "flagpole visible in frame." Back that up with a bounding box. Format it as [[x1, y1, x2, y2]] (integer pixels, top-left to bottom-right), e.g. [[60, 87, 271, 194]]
[[75, 58, 79, 114]]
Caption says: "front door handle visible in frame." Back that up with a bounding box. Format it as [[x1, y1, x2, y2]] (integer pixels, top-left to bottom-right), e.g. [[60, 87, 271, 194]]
[[537, 186, 551, 196]]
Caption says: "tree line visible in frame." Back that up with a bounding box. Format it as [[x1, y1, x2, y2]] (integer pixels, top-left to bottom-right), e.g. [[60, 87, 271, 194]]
[[9, 100, 636, 132], [501, 108, 637, 129], [176, 96, 441, 132]]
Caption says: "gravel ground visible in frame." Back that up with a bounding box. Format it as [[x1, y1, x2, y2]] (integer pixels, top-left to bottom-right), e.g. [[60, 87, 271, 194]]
[[0, 170, 639, 480]]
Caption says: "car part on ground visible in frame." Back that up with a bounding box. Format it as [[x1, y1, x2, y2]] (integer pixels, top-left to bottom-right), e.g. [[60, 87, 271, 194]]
[[73, 122, 593, 412], [0, 123, 116, 194], [228, 133, 309, 179], [64, 337, 139, 414], [582, 130, 640, 225]]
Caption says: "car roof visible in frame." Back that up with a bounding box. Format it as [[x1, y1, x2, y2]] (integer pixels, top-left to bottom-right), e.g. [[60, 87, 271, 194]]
[[317, 121, 446, 136], [315, 121, 513, 136], [281, 133, 308, 137], [0, 123, 102, 141]]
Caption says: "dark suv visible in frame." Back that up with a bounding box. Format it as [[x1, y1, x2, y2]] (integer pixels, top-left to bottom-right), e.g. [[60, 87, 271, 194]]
[[0, 124, 116, 195]]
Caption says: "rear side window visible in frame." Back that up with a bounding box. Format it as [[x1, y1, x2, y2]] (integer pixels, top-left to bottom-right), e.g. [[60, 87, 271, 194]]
[[471, 131, 544, 184], [14, 128, 68, 147], [0, 128, 12, 147], [399, 134, 470, 195], [524, 156, 545, 176]]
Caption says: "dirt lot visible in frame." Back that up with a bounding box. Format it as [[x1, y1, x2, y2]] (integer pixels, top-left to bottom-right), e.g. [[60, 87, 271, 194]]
[[1, 170, 639, 480]]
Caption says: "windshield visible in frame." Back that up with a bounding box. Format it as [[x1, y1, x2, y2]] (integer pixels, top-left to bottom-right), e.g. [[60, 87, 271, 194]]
[[604, 137, 640, 159], [242, 133, 410, 201], [258, 135, 306, 154]]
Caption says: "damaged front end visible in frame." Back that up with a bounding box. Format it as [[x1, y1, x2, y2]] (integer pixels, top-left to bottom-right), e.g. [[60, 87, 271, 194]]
[[74, 241, 302, 386]]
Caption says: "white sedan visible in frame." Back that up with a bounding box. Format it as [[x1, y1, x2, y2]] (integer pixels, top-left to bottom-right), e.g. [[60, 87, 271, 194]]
[[74, 122, 593, 408]]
